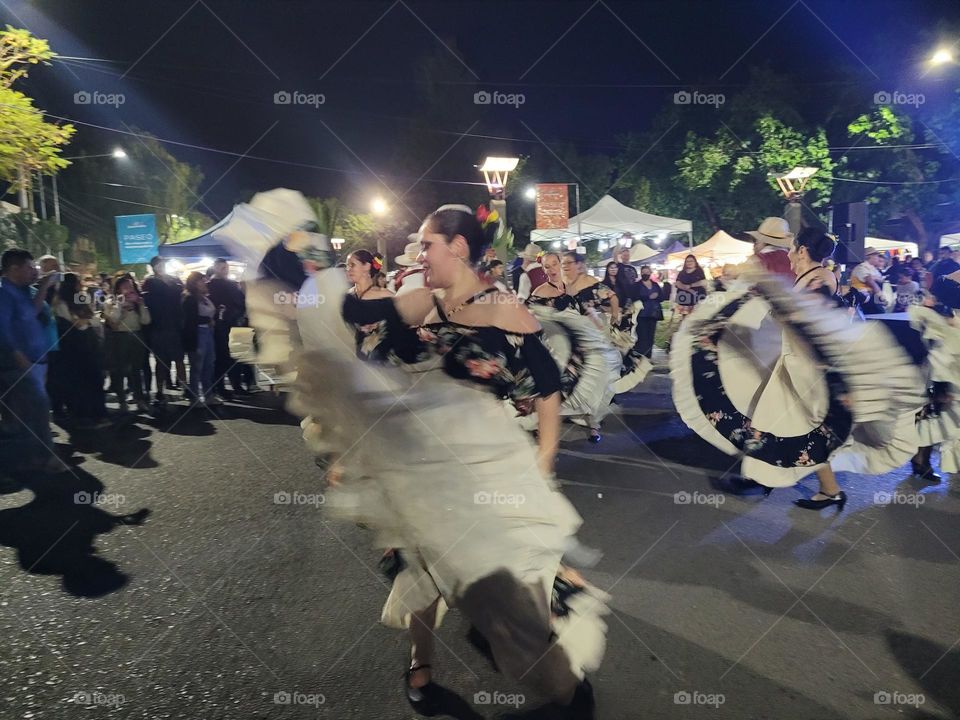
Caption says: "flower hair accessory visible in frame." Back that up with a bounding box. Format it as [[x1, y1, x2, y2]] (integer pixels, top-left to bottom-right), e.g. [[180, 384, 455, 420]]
[[371, 254, 384, 271], [475, 205, 499, 228]]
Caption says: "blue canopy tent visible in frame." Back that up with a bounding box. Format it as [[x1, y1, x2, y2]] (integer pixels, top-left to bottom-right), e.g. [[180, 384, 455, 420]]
[[157, 213, 234, 260]]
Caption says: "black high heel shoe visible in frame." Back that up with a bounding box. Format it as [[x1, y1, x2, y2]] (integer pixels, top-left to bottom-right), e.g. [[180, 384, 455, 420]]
[[794, 490, 846, 511], [911, 458, 942, 482], [404, 664, 442, 716]]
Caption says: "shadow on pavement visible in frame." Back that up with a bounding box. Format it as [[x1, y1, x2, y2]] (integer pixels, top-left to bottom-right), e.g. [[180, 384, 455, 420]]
[[886, 629, 959, 717], [63, 419, 157, 469], [0, 466, 150, 597]]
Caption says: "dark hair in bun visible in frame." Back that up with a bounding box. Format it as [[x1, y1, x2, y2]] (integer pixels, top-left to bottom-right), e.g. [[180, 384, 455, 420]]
[[794, 227, 836, 263], [423, 205, 495, 265], [931, 276, 960, 310], [563, 251, 584, 264], [348, 249, 383, 277]]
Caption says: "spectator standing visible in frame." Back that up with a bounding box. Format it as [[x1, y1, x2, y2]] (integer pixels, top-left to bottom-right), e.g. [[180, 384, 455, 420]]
[[55, 274, 109, 428], [674, 254, 709, 321], [392, 240, 426, 295], [929, 245, 960, 281], [207, 258, 246, 399], [142, 256, 186, 405], [103, 275, 151, 413], [746, 217, 796, 280], [630, 264, 664, 359], [0, 249, 61, 473], [892, 268, 922, 312], [182, 272, 220, 407], [849, 247, 886, 314], [516, 244, 548, 301]]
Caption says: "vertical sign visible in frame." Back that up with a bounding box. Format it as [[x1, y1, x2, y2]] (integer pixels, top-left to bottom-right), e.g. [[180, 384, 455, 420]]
[[535, 183, 569, 230], [115, 214, 158, 265]]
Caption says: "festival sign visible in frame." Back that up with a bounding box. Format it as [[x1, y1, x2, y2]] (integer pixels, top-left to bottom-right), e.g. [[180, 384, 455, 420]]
[[115, 214, 158, 265], [535, 183, 569, 230]]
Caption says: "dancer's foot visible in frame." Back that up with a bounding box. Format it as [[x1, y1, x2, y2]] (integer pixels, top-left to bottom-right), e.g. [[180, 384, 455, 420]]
[[496, 678, 595, 719], [588, 428, 601, 444], [794, 490, 846, 511], [404, 664, 442, 716]]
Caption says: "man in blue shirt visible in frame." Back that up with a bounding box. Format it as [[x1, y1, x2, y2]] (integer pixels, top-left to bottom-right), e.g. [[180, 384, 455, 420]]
[[0, 248, 61, 473]]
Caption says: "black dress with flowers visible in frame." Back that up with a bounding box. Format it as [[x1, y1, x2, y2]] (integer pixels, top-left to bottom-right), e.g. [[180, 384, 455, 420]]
[[342, 289, 561, 416], [526, 288, 587, 399]]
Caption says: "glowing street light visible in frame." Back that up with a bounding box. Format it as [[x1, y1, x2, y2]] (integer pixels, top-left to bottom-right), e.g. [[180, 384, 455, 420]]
[[770, 166, 819, 201], [370, 197, 388, 215], [112, 147, 128, 159], [930, 47, 955, 66], [524, 186, 536, 200], [331, 237, 345, 251], [478, 156, 519, 197]]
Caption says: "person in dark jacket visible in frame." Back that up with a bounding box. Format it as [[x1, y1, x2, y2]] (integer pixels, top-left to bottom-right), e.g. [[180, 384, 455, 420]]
[[54, 274, 109, 428], [206, 258, 246, 398], [629, 264, 664, 359], [143, 256, 186, 404], [181, 272, 220, 407]]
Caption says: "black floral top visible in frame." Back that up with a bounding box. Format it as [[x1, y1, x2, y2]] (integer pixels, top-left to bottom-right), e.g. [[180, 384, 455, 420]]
[[526, 284, 578, 313], [569, 280, 614, 316], [342, 290, 561, 415], [348, 289, 390, 363]]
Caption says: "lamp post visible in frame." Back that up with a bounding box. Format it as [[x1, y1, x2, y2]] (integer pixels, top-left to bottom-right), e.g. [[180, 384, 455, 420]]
[[478, 156, 519, 241], [770, 166, 818, 235], [370, 197, 389, 258]]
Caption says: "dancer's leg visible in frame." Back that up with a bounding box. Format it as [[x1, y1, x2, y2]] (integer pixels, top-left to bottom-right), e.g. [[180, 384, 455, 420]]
[[816, 466, 841, 497], [408, 598, 440, 687]]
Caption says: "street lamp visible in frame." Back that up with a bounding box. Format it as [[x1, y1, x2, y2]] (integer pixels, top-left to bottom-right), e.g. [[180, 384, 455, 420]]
[[771, 166, 819, 234], [331, 237, 345, 251], [523, 186, 536, 200], [930, 47, 955, 66], [112, 147, 128, 159], [478, 156, 519, 199], [370, 197, 388, 215]]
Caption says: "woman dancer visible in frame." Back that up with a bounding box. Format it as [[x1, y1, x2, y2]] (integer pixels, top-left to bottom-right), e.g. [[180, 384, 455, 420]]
[[562, 252, 649, 394], [329, 206, 606, 719], [674, 254, 708, 322], [671, 227, 924, 507], [344, 249, 393, 362], [527, 253, 619, 443], [910, 275, 960, 480]]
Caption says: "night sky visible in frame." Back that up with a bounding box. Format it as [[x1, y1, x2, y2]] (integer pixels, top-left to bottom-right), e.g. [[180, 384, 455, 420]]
[[4, 0, 959, 222]]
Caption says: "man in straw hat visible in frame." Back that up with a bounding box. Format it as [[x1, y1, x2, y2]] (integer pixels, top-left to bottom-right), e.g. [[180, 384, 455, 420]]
[[849, 246, 886, 314], [515, 243, 548, 301], [746, 217, 796, 280], [392, 234, 426, 295]]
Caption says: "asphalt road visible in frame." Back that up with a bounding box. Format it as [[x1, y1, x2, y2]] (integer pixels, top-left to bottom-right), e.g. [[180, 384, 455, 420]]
[[1, 369, 958, 720]]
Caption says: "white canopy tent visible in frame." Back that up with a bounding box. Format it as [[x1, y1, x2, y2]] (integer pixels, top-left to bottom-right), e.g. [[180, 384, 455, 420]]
[[531, 194, 692, 246], [939, 233, 960, 248], [865, 237, 918, 257], [667, 230, 754, 267]]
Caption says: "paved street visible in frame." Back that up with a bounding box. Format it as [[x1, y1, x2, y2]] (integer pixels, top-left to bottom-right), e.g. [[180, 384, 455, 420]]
[[1, 366, 958, 720]]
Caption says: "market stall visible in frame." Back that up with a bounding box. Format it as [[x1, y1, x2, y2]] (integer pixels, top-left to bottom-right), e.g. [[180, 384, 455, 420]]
[[666, 230, 754, 268], [531, 194, 692, 249]]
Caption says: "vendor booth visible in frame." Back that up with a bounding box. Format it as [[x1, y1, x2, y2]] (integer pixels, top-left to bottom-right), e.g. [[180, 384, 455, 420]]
[[532, 194, 692, 249], [865, 237, 919, 258], [667, 230, 754, 268]]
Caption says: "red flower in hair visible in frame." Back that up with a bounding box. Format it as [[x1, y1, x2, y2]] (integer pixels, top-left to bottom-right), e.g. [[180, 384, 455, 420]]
[[476, 205, 490, 224]]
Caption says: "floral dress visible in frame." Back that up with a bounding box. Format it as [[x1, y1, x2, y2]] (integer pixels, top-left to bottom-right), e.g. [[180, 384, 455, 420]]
[[417, 290, 561, 416], [348, 288, 390, 363], [526, 288, 586, 400]]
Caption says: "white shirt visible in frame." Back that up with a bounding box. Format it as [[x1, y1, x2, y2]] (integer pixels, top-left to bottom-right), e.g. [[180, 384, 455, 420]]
[[516, 262, 542, 301], [395, 267, 426, 296], [851, 262, 882, 294]]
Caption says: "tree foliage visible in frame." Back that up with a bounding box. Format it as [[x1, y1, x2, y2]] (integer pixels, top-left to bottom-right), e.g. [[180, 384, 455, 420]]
[[0, 26, 74, 188]]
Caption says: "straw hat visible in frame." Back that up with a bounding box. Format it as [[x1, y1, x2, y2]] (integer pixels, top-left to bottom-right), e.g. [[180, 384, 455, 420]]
[[863, 246, 880, 257], [521, 243, 541, 261], [395, 241, 422, 267], [746, 217, 794, 249]]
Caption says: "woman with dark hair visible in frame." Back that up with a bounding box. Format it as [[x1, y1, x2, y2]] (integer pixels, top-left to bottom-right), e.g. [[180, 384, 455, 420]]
[[103, 273, 151, 413], [344, 249, 393, 362], [674, 254, 708, 320], [562, 252, 619, 329], [181, 271, 220, 407], [54, 273, 109, 428], [527, 252, 573, 309], [334, 204, 606, 719], [910, 275, 960, 480], [631, 264, 664, 360], [671, 227, 925, 510]]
